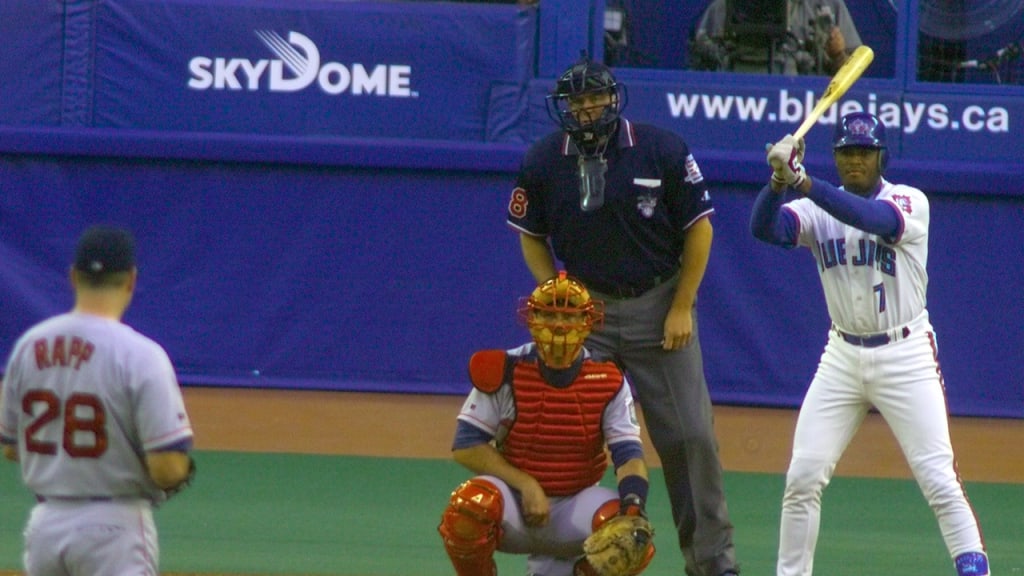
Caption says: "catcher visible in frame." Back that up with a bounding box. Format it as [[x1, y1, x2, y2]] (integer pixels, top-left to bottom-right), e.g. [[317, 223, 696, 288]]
[[439, 272, 655, 576]]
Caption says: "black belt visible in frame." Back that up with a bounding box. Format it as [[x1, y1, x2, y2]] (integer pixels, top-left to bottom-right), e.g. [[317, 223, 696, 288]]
[[36, 495, 116, 503], [586, 275, 669, 299], [835, 326, 911, 348]]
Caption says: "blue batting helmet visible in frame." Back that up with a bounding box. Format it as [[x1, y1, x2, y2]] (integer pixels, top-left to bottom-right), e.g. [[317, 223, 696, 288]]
[[833, 112, 888, 171]]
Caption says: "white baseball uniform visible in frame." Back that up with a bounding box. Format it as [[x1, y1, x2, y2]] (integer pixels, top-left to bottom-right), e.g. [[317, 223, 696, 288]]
[[754, 177, 987, 575], [1, 311, 193, 576]]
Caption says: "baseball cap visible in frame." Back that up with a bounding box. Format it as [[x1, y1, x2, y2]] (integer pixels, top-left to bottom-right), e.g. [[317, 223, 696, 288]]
[[73, 226, 136, 274]]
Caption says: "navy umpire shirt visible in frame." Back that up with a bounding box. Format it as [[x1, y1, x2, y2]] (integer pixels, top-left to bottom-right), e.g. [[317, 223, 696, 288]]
[[507, 117, 715, 297]]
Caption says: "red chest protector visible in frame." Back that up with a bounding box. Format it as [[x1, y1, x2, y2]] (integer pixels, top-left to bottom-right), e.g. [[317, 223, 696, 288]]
[[469, 349, 625, 496]]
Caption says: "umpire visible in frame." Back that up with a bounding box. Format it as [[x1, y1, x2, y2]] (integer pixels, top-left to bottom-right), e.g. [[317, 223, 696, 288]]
[[506, 53, 740, 576]]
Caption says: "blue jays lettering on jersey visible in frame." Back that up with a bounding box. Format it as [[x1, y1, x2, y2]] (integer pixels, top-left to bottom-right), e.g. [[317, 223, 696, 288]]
[[508, 118, 714, 294], [779, 179, 929, 333], [815, 237, 896, 275]]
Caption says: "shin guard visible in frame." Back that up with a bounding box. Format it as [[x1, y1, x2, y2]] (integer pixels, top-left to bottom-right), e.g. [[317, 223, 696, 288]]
[[439, 478, 504, 576]]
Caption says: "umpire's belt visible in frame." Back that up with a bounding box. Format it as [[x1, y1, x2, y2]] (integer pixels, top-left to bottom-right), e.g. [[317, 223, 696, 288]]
[[833, 324, 911, 348], [586, 275, 670, 300]]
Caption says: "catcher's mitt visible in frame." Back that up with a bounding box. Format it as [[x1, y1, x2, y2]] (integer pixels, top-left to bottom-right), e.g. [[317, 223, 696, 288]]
[[582, 515, 655, 576]]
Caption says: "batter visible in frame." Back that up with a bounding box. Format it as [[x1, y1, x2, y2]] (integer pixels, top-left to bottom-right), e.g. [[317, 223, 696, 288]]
[[752, 112, 990, 576]]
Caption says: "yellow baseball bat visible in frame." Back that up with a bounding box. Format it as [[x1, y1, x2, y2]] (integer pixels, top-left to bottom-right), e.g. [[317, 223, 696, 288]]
[[792, 45, 875, 140]]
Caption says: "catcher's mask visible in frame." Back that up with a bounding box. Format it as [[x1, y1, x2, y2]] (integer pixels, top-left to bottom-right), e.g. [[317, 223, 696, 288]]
[[545, 52, 627, 156], [833, 111, 888, 172], [518, 272, 604, 369]]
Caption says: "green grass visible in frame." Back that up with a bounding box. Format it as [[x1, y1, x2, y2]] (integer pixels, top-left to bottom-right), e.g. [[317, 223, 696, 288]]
[[1, 452, 1020, 575]]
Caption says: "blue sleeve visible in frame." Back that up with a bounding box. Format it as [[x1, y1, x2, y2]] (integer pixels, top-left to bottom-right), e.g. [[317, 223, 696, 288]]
[[609, 439, 644, 469], [750, 185, 799, 247], [805, 179, 900, 238], [452, 420, 494, 451]]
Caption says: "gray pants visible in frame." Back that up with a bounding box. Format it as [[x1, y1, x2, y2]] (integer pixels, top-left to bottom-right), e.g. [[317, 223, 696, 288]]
[[587, 278, 737, 576]]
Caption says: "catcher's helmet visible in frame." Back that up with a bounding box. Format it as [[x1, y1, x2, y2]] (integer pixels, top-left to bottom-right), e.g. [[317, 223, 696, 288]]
[[519, 272, 604, 369], [833, 112, 888, 171], [545, 52, 627, 151]]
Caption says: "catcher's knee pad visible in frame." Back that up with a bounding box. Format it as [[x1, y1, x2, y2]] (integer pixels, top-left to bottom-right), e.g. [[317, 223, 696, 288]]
[[585, 499, 656, 576], [591, 498, 621, 531], [438, 478, 504, 576]]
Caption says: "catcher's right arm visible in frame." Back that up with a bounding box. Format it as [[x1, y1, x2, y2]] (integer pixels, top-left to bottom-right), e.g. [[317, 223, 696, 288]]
[[580, 514, 655, 576]]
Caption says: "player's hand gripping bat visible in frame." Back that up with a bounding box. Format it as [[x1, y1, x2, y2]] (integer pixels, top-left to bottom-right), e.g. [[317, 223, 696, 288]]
[[792, 45, 875, 139]]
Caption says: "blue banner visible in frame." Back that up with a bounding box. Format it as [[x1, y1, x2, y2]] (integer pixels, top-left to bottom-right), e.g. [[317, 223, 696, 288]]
[[528, 73, 1024, 167], [2, 0, 1021, 187], [900, 88, 1024, 165], [0, 2, 63, 125], [92, 0, 532, 139]]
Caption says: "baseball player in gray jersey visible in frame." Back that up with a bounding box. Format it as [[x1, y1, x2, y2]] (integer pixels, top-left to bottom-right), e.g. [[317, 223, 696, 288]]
[[751, 113, 990, 576], [1, 226, 195, 576]]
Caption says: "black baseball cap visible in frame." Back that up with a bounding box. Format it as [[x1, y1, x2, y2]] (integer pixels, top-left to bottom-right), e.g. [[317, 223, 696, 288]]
[[73, 226, 136, 274]]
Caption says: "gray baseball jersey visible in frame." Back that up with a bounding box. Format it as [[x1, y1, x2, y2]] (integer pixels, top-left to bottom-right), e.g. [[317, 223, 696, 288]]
[[1, 312, 193, 502]]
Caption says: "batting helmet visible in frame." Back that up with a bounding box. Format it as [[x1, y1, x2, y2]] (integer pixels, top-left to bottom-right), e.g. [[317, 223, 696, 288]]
[[833, 112, 888, 171], [519, 272, 604, 369], [545, 52, 627, 150]]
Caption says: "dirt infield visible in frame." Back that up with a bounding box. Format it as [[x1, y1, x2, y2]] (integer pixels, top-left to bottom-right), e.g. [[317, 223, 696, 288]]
[[184, 387, 1024, 483]]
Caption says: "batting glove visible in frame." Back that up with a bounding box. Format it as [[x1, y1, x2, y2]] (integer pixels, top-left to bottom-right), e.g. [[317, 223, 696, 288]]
[[767, 134, 806, 188]]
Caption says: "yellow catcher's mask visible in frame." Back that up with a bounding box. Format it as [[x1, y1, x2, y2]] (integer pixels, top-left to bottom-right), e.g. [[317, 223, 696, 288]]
[[518, 272, 604, 369]]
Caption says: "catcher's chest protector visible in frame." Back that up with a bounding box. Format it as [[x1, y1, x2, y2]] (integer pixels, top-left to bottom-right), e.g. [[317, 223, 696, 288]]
[[502, 361, 623, 495]]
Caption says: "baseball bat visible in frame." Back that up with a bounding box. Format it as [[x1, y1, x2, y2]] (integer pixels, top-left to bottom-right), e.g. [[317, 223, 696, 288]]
[[792, 45, 874, 140]]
